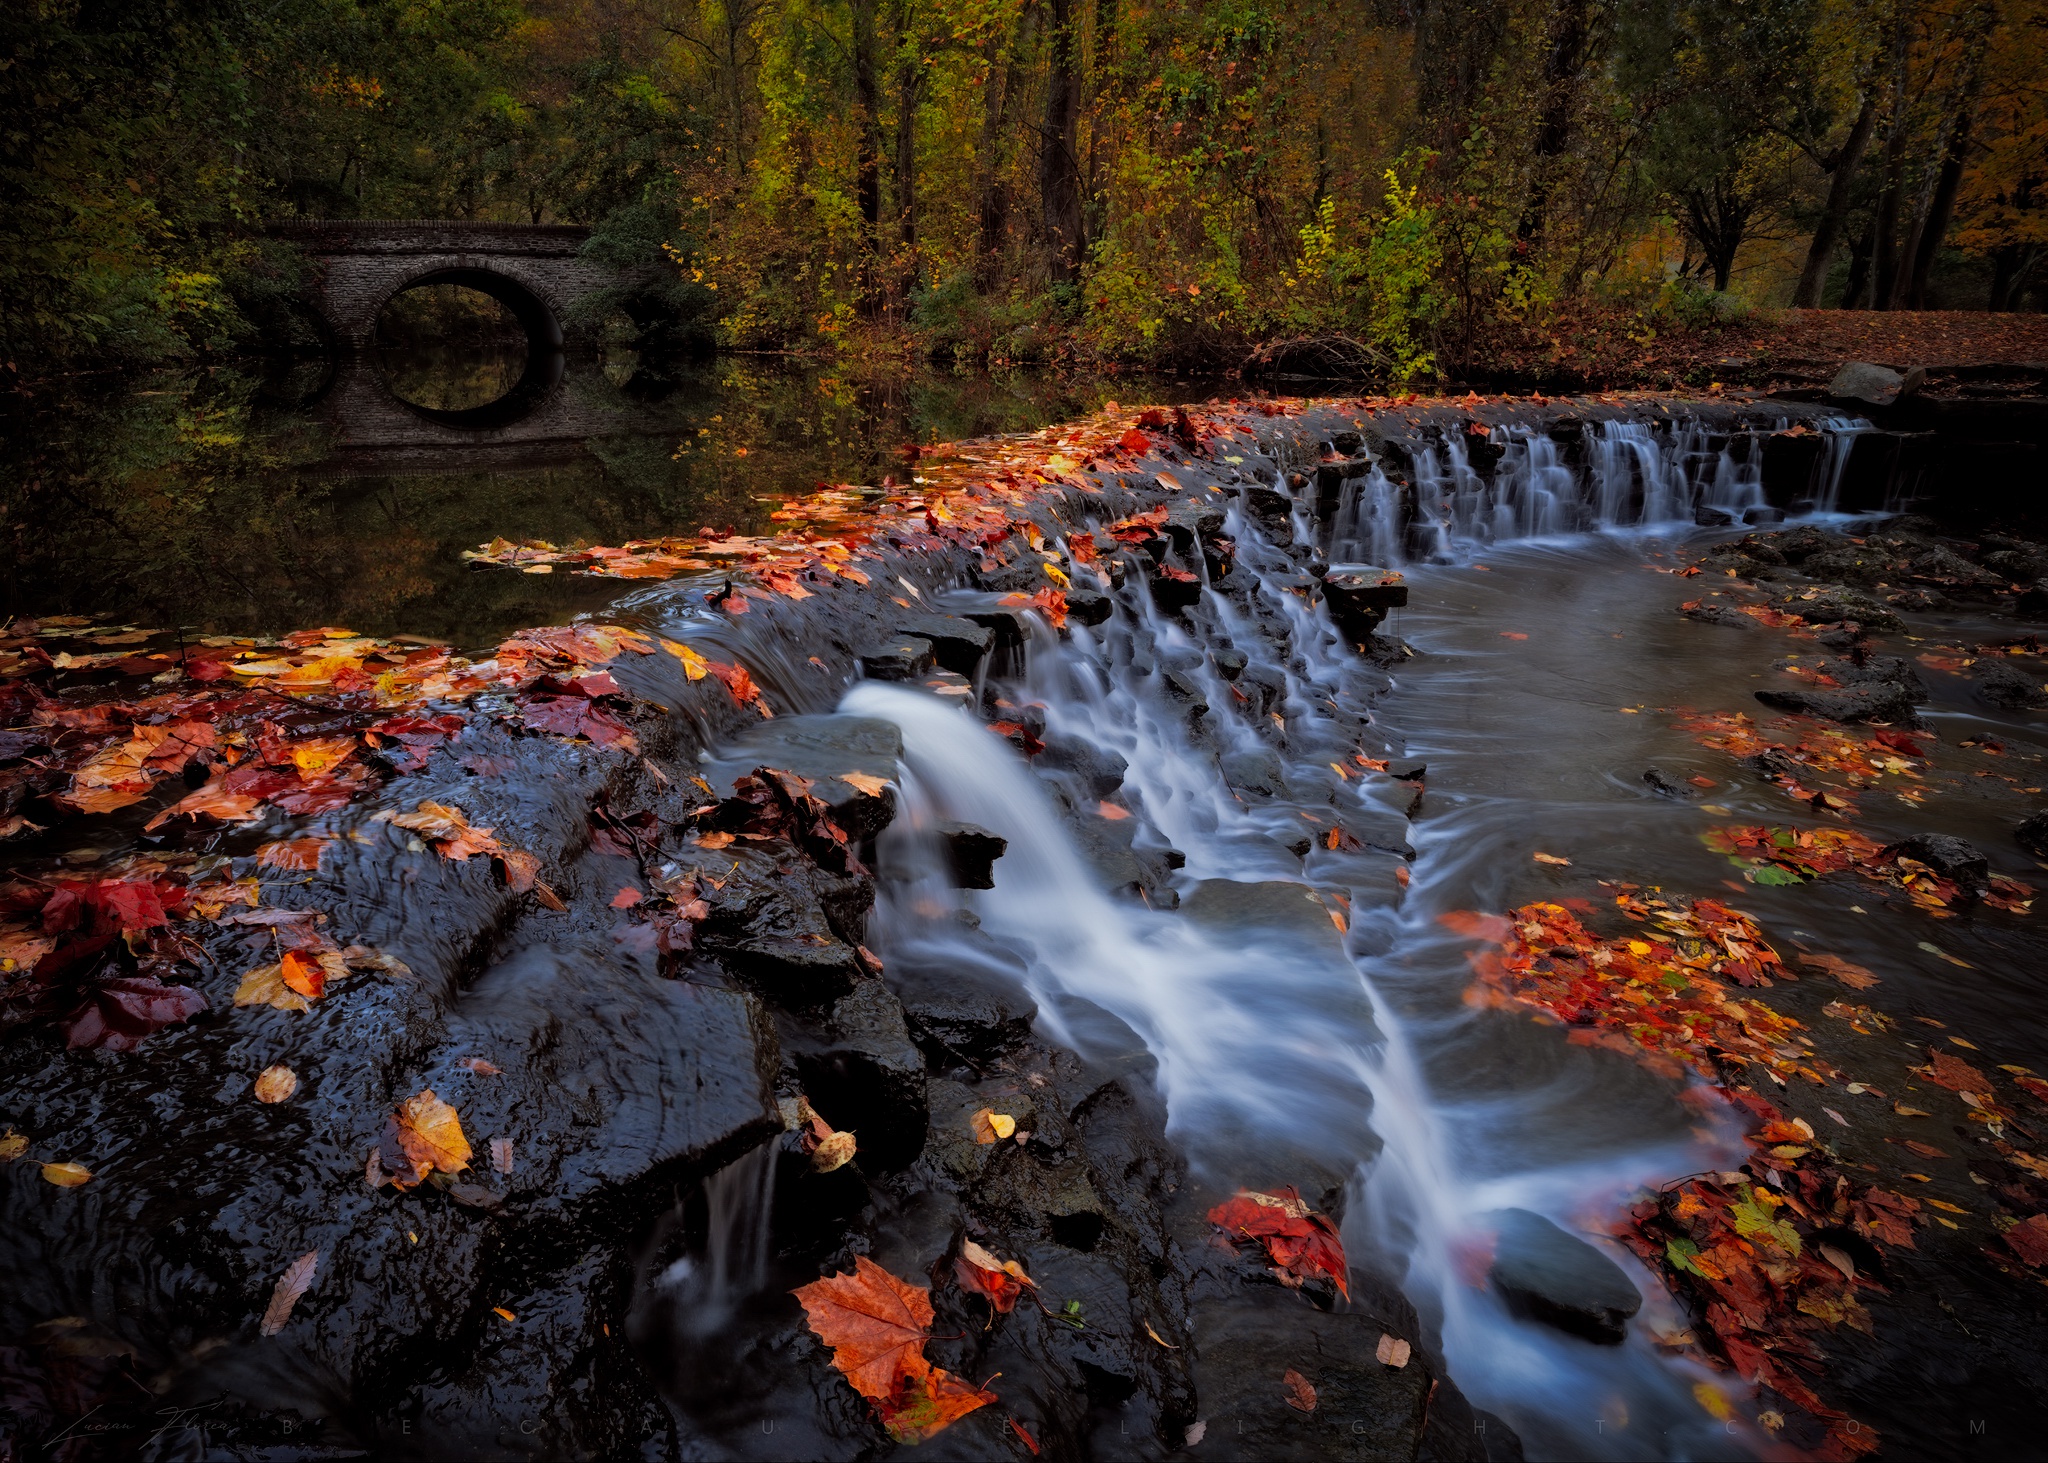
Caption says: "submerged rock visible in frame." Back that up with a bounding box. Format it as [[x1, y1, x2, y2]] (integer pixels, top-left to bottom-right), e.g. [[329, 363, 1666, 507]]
[[859, 633, 935, 681], [1975, 659, 2048, 710], [1484, 1208, 1642, 1343], [1643, 767, 1698, 800], [891, 613, 993, 676], [2016, 809, 2048, 857], [703, 713, 902, 839]]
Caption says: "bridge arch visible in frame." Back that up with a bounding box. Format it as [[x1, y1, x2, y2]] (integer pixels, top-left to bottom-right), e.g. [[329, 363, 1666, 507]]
[[378, 264, 567, 355]]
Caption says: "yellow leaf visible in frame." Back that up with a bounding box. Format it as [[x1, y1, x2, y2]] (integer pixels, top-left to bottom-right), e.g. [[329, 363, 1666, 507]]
[[1533, 852, 1572, 866], [235, 963, 311, 1013], [493, 1307, 517, 1321], [662, 639, 709, 680], [813, 1130, 858, 1172], [0, 1130, 24, 1160], [837, 772, 891, 797], [1693, 1383, 1734, 1421], [41, 1162, 92, 1187], [970, 1108, 1017, 1144]]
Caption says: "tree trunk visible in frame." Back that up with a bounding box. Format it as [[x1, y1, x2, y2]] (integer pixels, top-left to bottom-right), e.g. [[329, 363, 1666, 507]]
[[893, 28, 920, 315], [1870, 19, 1910, 310], [1792, 93, 1877, 308], [1039, 0, 1083, 286], [1904, 110, 1970, 307], [1840, 218, 1875, 307], [852, 0, 884, 311], [1517, 0, 1591, 247], [974, 46, 1016, 291]]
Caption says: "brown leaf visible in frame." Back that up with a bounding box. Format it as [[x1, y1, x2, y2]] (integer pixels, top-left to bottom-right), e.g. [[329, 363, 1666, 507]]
[[257, 838, 329, 872], [611, 886, 643, 908], [491, 1137, 514, 1174], [234, 962, 311, 1013], [1376, 1333, 1412, 1368], [837, 772, 891, 796], [1281, 1368, 1317, 1412], [380, 1089, 471, 1188], [812, 1130, 857, 1172], [793, 1256, 935, 1402], [253, 1066, 298, 1103], [2006, 1214, 2048, 1268], [1799, 952, 1881, 989], [260, 1251, 318, 1336]]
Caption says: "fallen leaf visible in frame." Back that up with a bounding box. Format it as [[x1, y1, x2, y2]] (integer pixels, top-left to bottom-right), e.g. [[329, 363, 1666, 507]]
[[1281, 1368, 1317, 1412], [1798, 952, 1881, 989], [260, 1250, 319, 1335], [1895, 1103, 1931, 1117], [253, 1066, 298, 1103], [1376, 1333, 1412, 1368], [2004, 1214, 2048, 1267], [793, 1255, 939, 1401], [1208, 1187, 1349, 1297], [1818, 1243, 1856, 1281], [379, 1089, 471, 1188], [813, 1130, 857, 1172], [954, 1239, 1036, 1312], [463, 1057, 502, 1075], [611, 886, 643, 908], [1533, 852, 1572, 866], [837, 772, 891, 796], [1500, 631, 1529, 640], [491, 1137, 514, 1174], [1009, 1418, 1041, 1455], [41, 1161, 91, 1187], [0, 1131, 26, 1161], [1186, 1421, 1208, 1447], [493, 1306, 516, 1321], [257, 838, 329, 872], [234, 962, 311, 1013], [279, 948, 326, 1001], [971, 1108, 1017, 1144], [696, 830, 736, 850], [1097, 801, 1130, 820], [1143, 1319, 1181, 1349]]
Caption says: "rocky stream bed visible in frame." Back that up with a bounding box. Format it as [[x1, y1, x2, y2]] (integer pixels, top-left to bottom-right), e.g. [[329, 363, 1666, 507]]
[[7, 387, 2048, 1462]]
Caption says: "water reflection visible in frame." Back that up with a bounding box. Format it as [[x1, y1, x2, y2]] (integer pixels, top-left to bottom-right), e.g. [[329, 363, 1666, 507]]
[[0, 351, 1208, 648]]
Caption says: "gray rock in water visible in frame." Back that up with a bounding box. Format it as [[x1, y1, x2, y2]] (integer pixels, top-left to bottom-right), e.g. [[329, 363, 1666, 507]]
[[1485, 1208, 1642, 1343], [1643, 767, 1697, 800], [891, 614, 992, 676], [1213, 647, 1248, 681], [2017, 809, 2048, 858], [1065, 587, 1113, 625], [1181, 879, 1348, 959], [860, 633, 935, 681], [1386, 758, 1427, 780], [1743, 505, 1787, 525], [938, 820, 1007, 889], [1829, 361, 1905, 406], [1037, 732, 1127, 796], [1695, 505, 1736, 527], [1975, 659, 2048, 710], [886, 923, 1037, 1063], [1881, 832, 1989, 891], [1221, 747, 1287, 798]]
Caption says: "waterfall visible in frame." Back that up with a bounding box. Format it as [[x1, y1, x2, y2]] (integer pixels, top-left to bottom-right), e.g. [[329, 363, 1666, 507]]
[[657, 1140, 778, 1339]]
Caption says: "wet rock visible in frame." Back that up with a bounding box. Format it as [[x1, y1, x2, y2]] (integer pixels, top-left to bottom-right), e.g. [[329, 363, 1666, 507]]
[[885, 924, 1037, 1064], [1680, 601, 1756, 629], [1642, 767, 1697, 800], [704, 714, 902, 840], [1829, 361, 1905, 406], [2013, 580, 2048, 620], [859, 633, 935, 681], [1386, 758, 1426, 780], [1162, 668, 1209, 716], [1484, 1208, 1642, 1343], [1245, 484, 1294, 523], [1744, 505, 1787, 525], [1975, 659, 2048, 710], [2015, 809, 2048, 857], [1771, 585, 1903, 631], [1189, 1300, 1488, 1462], [1694, 505, 1736, 527], [1181, 880, 1348, 959], [939, 820, 1007, 889], [1880, 833, 1989, 892], [1323, 570, 1408, 643], [1065, 587, 1113, 626], [799, 976, 928, 1172], [695, 851, 868, 1005], [1213, 648, 1248, 681], [1221, 748, 1287, 798], [891, 614, 993, 676], [1770, 526, 1845, 562], [1755, 675, 1922, 726], [1038, 732, 1127, 797], [1164, 500, 1228, 552], [1733, 535, 1789, 565], [1147, 562, 1207, 612], [1799, 548, 1884, 585]]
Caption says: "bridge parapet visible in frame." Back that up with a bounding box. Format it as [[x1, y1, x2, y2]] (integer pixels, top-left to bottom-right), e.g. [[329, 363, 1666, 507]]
[[266, 219, 620, 352]]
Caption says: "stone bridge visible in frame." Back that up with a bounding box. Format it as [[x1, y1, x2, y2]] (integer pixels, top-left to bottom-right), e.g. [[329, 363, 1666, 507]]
[[269, 219, 623, 355]]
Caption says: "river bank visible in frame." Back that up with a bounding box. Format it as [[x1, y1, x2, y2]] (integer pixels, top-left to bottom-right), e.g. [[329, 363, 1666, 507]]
[[6, 387, 2048, 1460]]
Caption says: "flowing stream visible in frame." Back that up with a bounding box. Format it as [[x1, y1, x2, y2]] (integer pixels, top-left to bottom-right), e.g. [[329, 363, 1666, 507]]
[[804, 418, 2048, 1458]]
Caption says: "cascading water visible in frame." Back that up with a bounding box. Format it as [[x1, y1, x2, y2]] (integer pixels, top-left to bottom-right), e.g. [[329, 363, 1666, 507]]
[[1330, 418, 1781, 563], [842, 420, 1894, 1458], [653, 1139, 779, 1339]]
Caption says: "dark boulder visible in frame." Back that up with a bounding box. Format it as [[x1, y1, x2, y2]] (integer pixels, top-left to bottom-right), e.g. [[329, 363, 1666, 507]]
[[1975, 659, 2048, 710], [1643, 767, 1697, 800], [1484, 1208, 1642, 1343], [859, 634, 935, 681], [1694, 505, 1736, 527], [1065, 587, 1113, 626], [884, 923, 1037, 1064], [703, 714, 901, 839], [938, 820, 1008, 889], [2016, 810, 2048, 857], [1324, 570, 1408, 642], [1880, 833, 1989, 892], [1828, 361, 1904, 406], [1213, 648, 1248, 681], [891, 614, 993, 676], [1037, 733, 1127, 797], [1386, 758, 1426, 780]]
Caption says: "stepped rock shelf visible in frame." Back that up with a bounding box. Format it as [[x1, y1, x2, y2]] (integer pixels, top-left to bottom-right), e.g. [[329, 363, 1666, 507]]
[[2, 388, 2019, 1461]]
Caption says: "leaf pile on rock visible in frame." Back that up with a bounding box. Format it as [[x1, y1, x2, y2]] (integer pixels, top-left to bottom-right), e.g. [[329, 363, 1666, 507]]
[[1206, 1185, 1351, 1297]]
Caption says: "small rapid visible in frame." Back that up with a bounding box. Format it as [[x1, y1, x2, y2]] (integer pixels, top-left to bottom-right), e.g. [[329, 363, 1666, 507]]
[[836, 413, 1891, 1457]]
